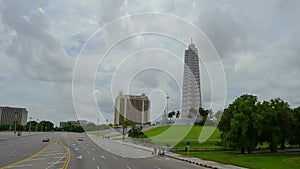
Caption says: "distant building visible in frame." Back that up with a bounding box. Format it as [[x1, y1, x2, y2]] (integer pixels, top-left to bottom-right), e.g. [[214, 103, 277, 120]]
[[114, 92, 150, 126], [0, 106, 28, 125], [78, 120, 89, 126], [60, 121, 80, 128]]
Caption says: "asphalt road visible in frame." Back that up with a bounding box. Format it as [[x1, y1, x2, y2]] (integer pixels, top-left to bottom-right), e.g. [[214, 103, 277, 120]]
[[0, 132, 205, 169]]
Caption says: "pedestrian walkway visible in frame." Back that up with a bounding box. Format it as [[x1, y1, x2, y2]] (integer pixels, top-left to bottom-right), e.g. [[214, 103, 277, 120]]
[[110, 138, 247, 169]]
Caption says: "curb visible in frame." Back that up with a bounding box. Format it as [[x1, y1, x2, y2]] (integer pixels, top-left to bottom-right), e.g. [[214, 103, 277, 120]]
[[119, 141, 219, 169], [165, 154, 219, 169]]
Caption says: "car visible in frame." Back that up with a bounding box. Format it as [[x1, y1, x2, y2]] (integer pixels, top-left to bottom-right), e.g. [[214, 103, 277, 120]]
[[77, 137, 83, 141], [42, 136, 49, 142]]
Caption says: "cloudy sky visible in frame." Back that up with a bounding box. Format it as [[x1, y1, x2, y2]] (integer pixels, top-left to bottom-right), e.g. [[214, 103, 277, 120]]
[[0, 0, 299, 126]]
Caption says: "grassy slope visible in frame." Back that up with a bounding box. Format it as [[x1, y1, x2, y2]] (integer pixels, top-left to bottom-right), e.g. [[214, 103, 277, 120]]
[[90, 131, 109, 137], [145, 125, 300, 169], [177, 151, 300, 169], [144, 125, 221, 148]]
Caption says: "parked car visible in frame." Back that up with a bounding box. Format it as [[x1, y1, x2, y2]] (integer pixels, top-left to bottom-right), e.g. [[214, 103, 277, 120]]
[[42, 136, 50, 142]]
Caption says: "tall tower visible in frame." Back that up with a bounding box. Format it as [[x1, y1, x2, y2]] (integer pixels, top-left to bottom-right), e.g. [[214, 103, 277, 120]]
[[179, 39, 202, 124]]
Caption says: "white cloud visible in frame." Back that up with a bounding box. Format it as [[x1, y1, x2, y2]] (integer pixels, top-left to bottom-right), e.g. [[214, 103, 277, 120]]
[[0, 0, 299, 125]]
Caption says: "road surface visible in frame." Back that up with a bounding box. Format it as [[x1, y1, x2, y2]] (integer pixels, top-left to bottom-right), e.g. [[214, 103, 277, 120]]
[[0, 132, 205, 169]]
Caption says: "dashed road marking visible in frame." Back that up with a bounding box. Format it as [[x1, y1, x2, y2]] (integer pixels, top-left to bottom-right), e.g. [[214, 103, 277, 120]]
[[40, 152, 65, 157], [97, 166, 100, 169], [87, 150, 90, 154], [100, 156, 106, 159], [92, 157, 96, 161], [126, 166, 131, 169], [154, 166, 161, 169], [26, 157, 45, 161], [6, 164, 34, 168], [112, 156, 118, 160]]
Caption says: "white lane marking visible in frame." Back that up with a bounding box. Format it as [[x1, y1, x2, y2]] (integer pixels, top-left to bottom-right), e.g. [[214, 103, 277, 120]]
[[97, 166, 100, 169], [100, 155, 106, 159], [154, 166, 161, 169], [112, 156, 118, 160], [87, 150, 90, 154], [46, 150, 65, 153], [7, 164, 34, 168], [92, 148, 95, 151], [77, 155, 83, 160], [47, 161, 65, 164], [26, 157, 45, 161], [75, 148, 79, 151], [9, 151, 16, 154], [73, 144, 76, 146], [40, 153, 65, 157], [126, 166, 131, 169], [92, 157, 96, 161], [45, 153, 66, 169]]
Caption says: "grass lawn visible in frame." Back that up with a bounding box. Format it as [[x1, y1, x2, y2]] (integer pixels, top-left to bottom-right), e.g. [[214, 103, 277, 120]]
[[177, 151, 300, 169], [144, 125, 221, 149], [144, 126, 171, 137], [90, 131, 109, 137]]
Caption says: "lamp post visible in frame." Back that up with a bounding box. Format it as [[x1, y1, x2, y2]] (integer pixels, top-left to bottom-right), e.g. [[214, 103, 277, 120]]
[[29, 117, 32, 134], [36, 119, 39, 132], [166, 93, 170, 125], [14, 112, 17, 136]]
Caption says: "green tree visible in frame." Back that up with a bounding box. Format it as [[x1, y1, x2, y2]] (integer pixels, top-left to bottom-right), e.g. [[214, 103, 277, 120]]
[[198, 107, 209, 126], [258, 98, 292, 152], [168, 111, 175, 120], [289, 106, 300, 147], [218, 94, 260, 154]]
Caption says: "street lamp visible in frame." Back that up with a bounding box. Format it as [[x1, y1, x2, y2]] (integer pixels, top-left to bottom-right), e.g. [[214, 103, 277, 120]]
[[166, 93, 170, 125], [36, 119, 39, 132], [29, 117, 32, 134], [14, 112, 17, 136]]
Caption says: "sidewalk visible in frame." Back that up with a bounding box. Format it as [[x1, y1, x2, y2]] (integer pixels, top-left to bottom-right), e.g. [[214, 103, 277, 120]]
[[117, 140, 247, 169]]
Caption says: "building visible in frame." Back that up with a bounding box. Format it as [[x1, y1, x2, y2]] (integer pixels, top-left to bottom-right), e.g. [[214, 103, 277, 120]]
[[0, 106, 28, 125], [60, 121, 80, 128], [114, 92, 150, 126], [180, 39, 202, 123]]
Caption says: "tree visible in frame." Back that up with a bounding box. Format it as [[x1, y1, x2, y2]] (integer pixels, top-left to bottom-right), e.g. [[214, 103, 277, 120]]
[[257, 98, 292, 152], [218, 94, 260, 154], [128, 125, 147, 138], [198, 107, 209, 126], [168, 111, 175, 120], [289, 106, 300, 147], [176, 111, 180, 118], [39, 120, 54, 132]]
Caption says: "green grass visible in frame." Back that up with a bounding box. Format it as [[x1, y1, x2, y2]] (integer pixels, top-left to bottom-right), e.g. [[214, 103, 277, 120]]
[[90, 131, 109, 137], [144, 126, 171, 137], [177, 151, 300, 169], [144, 125, 221, 149]]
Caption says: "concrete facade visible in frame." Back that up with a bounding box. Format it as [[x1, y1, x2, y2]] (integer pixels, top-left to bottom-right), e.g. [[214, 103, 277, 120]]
[[114, 92, 150, 126], [0, 106, 28, 125], [179, 41, 202, 124]]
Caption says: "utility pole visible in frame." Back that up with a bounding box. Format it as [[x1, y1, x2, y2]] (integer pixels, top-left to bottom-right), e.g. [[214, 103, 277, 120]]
[[29, 117, 32, 134], [36, 119, 39, 132], [166, 93, 170, 125], [14, 112, 17, 136]]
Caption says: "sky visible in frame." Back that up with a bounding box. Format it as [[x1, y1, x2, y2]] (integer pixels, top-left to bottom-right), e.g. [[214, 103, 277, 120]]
[[0, 0, 299, 126]]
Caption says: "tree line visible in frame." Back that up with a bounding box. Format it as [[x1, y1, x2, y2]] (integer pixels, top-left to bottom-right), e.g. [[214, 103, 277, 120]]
[[218, 94, 300, 154]]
